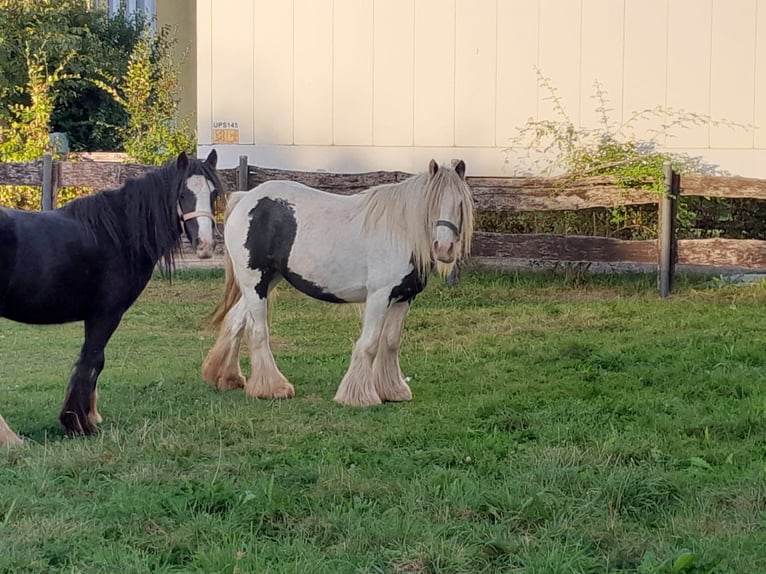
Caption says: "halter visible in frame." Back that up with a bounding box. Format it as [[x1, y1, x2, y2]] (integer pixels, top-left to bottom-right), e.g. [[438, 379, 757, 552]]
[[436, 219, 460, 236], [177, 203, 217, 234], [177, 204, 216, 223]]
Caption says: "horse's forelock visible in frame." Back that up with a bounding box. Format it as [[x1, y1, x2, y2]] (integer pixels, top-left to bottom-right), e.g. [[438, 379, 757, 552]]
[[186, 157, 224, 211], [425, 164, 475, 272], [360, 162, 474, 276]]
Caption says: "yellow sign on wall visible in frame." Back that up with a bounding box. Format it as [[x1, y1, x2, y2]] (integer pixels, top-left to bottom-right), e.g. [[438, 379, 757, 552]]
[[212, 121, 239, 144]]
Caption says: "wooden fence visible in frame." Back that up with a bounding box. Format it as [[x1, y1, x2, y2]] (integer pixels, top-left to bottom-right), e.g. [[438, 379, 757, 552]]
[[3, 153, 766, 297]]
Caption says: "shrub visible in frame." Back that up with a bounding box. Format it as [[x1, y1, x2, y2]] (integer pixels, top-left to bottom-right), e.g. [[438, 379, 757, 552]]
[[93, 26, 195, 166], [498, 71, 755, 240]]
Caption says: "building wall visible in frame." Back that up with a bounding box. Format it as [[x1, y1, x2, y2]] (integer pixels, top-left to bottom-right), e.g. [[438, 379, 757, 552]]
[[197, 0, 766, 177], [157, 0, 197, 125]]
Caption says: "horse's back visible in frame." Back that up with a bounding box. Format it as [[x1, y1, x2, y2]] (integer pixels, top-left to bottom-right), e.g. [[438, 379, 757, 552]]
[[237, 180, 352, 212]]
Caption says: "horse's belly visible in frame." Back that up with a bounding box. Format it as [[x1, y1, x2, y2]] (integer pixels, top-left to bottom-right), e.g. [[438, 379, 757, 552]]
[[283, 265, 368, 303], [3, 285, 95, 324], [3, 262, 100, 324]]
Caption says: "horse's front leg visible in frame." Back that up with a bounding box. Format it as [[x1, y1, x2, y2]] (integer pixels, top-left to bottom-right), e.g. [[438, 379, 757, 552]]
[[0, 414, 22, 446], [334, 290, 390, 406], [59, 313, 122, 435], [373, 301, 413, 402], [243, 289, 294, 399]]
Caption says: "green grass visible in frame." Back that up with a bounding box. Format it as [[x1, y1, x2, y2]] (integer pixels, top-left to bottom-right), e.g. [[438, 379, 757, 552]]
[[2, 269, 766, 573]]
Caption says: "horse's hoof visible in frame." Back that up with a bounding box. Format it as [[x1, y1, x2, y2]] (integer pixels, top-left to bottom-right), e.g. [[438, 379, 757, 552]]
[[0, 434, 23, 447], [59, 411, 98, 436], [217, 375, 246, 390], [245, 383, 295, 400], [381, 389, 413, 402], [333, 392, 383, 407]]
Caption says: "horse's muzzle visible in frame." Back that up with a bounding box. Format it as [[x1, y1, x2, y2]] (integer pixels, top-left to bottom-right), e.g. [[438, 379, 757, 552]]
[[196, 239, 214, 259], [433, 240, 455, 263]]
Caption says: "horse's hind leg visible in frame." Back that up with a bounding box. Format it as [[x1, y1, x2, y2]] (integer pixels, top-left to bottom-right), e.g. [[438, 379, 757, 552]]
[[0, 415, 22, 446], [334, 290, 390, 406], [373, 302, 413, 402], [202, 296, 247, 390], [60, 313, 122, 435], [243, 289, 294, 399]]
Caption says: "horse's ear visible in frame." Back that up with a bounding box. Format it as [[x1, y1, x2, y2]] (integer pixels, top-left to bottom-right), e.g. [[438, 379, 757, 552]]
[[428, 159, 439, 177], [453, 159, 466, 179], [205, 149, 218, 168], [176, 151, 189, 171]]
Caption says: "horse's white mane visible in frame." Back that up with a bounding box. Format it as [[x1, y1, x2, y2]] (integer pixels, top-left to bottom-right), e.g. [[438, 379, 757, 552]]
[[358, 162, 474, 277]]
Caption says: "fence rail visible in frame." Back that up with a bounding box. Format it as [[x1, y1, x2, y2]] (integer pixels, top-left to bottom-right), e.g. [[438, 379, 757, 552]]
[[2, 153, 766, 296]]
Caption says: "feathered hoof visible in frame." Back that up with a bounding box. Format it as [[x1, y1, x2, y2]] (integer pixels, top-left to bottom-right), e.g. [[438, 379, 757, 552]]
[[216, 374, 246, 391], [0, 416, 22, 447], [245, 378, 295, 400], [379, 385, 413, 403], [59, 410, 99, 436], [201, 361, 245, 391], [333, 387, 383, 407]]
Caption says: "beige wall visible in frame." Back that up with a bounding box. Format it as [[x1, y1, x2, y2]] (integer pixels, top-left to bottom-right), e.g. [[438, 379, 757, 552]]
[[197, 0, 766, 177], [157, 0, 197, 126]]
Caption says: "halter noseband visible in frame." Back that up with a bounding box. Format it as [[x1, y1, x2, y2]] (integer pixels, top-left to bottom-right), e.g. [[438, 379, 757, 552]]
[[177, 204, 216, 224], [436, 219, 460, 236], [177, 204, 217, 237]]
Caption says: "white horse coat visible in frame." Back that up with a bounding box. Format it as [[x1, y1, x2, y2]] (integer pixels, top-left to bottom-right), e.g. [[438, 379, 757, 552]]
[[202, 159, 474, 405]]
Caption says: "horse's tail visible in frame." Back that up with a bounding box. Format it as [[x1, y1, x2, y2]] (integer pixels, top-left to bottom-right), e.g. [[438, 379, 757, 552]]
[[208, 192, 248, 328]]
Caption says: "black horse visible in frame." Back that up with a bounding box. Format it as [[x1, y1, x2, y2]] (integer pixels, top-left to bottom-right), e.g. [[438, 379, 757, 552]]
[[0, 150, 221, 440]]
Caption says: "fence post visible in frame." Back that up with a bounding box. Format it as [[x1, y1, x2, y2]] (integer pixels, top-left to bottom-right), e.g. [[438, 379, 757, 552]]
[[41, 153, 55, 210], [658, 161, 679, 297], [237, 155, 248, 191]]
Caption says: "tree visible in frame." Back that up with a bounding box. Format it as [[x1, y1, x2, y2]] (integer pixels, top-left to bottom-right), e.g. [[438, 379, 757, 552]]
[[0, 0, 144, 151], [93, 26, 196, 165]]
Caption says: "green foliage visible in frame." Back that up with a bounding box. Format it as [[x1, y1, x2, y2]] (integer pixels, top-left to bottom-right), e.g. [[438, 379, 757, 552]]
[[511, 73, 732, 185], [0, 2, 194, 207], [2, 270, 766, 572], [0, 51, 74, 209], [502, 71, 758, 240], [93, 27, 195, 165], [0, 52, 72, 162], [0, 0, 144, 151]]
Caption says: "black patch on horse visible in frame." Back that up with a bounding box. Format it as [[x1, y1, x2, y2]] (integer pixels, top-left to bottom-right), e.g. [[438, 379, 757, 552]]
[[389, 265, 427, 304], [246, 197, 345, 302]]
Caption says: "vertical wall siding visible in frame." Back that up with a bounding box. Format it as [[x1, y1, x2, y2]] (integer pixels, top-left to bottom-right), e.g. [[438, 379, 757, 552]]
[[667, 0, 712, 148], [496, 0, 540, 147], [413, 0, 456, 146], [254, 0, 293, 145], [373, 0, 415, 146], [211, 1, 254, 144], [455, 0, 497, 147], [199, 0, 766, 175], [710, 0, 757, 148], [293, 0, 333, 145], [755, 0, 766, 149], [622, 0, 668, 147], [580, 0, 624, 130]]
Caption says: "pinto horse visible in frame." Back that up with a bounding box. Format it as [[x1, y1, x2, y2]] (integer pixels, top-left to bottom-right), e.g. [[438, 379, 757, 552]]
[[202, 159, 474, 405], [0, 150, 221, 444]]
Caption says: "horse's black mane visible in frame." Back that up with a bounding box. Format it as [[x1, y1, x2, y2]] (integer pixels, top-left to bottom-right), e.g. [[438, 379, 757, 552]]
[[60, 157, 219, 275]]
